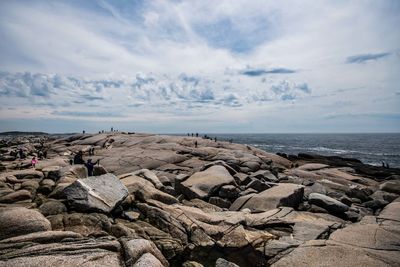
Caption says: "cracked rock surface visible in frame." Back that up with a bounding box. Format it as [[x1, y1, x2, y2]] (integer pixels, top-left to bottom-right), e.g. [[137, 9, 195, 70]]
[[1, 132, 399, 266]]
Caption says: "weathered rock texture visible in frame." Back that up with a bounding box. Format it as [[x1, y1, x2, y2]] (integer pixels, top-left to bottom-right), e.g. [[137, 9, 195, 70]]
[[0, 132, 399, 267]]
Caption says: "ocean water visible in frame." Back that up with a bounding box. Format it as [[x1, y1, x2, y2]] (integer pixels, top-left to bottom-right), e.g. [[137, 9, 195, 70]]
[[198, 133, 400, 168]]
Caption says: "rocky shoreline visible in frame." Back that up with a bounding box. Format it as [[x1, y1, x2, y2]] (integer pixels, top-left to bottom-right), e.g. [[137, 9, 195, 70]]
[[0, 132, 399, 266]]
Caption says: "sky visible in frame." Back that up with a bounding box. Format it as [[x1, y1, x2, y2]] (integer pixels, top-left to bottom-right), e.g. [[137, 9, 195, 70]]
[[0, 0, 399, 133]]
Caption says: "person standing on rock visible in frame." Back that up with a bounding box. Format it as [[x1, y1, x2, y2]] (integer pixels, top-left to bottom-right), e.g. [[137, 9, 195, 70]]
[[195, 141, 198, 148], [73, 151, 85, 164], [31, 156, 38, 168], [85, 159, 99, 176]]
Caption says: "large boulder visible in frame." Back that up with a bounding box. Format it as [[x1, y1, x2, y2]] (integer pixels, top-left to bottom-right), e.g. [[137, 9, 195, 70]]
[[230, 184, 304, 212], [308, 193, 349, 215], [178, 166, 236, 199], [0, 207, 51, 240], [121, 238, 169, 267], [119, 174, 178, 205], [0, 190, 32, 203], [63, 173, 128, 213], [0, 233, 124, 267], [379, 180, 400, 195]]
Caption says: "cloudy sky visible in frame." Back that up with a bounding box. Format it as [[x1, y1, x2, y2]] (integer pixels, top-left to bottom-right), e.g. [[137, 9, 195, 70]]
[[0, 0, 399, 133]]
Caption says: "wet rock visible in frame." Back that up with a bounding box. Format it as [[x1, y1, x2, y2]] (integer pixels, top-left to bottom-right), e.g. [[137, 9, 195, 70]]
[[230, 184, 304, 212], [63, 173, 128, 213], [308, 193, 349, 215], [0, 207, 51, 240]]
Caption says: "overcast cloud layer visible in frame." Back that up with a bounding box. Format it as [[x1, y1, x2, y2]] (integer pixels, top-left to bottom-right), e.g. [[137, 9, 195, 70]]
[[0, 0, 399, 133]]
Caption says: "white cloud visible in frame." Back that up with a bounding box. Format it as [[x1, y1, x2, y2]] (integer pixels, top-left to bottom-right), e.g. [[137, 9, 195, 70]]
[[0, 0, 399, 132]]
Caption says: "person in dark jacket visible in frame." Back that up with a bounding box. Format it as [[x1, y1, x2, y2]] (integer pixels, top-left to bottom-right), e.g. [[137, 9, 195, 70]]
[[73, 151, 85, 164], [85, 159, 99, 176]]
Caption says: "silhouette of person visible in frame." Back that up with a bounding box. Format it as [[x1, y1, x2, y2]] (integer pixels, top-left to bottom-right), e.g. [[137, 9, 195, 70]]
[[195, 141, 198, 148], [73, 151, 85, 164], [85, 159, 99, 176]]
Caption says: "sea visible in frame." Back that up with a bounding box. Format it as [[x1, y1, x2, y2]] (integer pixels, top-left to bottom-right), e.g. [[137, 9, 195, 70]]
[[182, 133, 400, 168]]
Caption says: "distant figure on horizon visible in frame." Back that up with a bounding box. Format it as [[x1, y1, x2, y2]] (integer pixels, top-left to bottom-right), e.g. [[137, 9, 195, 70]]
[[111, 127, 113, 132], [31, 156, 38, 168], [191, 133, 194, 137], [196, 133, 198, 137], [85, 159, 99, 176], [214, 137, 217, 142], [82, 130, 85, 134], [74, 151, 85, 164], [187, 133, 190, 136], [229, 139, 233, 143]]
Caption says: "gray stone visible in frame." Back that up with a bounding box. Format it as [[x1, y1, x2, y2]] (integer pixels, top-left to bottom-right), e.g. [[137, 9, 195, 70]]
[[121, 238, 169, 267], [230, 184, 304, 212], [218, 185, 240, 199], [308, 193, 349, 215], [379, 180, 400, 195], [0, 207, 51, 240], [0, 190, 32, 203], [209, 197, 231, 209], [42, 166, 61, 181], [245, 179, 270, 192], [63, 173, 128, 213], [179, 166, 235, 200], [38, 200, 67, 216], [215, 258, 239, 267]]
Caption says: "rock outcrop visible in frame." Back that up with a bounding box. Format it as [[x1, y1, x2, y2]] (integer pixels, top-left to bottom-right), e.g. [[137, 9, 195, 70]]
[[63, 173, 128, 213], [0, 132, 399, 267]]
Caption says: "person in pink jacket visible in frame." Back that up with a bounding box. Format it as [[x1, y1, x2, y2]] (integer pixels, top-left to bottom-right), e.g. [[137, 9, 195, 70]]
[[31, 156, 38, 168]]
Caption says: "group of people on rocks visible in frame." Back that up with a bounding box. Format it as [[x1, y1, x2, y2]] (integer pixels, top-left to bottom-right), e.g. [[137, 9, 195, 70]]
[[187, 133, 233, 148], [71, 150, 100, 176], [187, 133, 233, 142]]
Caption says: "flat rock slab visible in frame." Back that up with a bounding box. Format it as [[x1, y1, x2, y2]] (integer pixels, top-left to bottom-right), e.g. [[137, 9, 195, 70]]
[[230, 183, 304, 212], [179, 165, 235, 199], [64, 173, 128, 213]]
